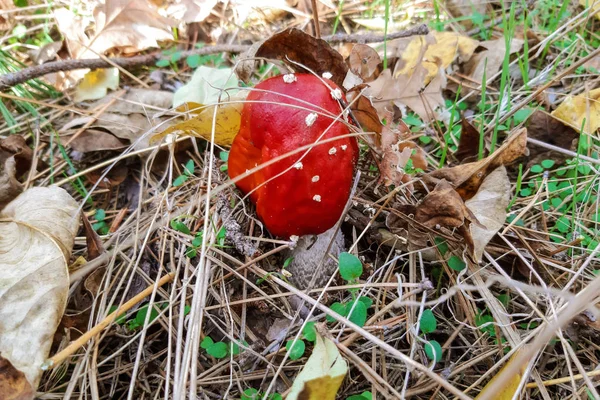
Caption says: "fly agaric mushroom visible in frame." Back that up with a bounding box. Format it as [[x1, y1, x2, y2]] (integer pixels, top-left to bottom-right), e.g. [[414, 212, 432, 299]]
[[228, 73, 358, 238]]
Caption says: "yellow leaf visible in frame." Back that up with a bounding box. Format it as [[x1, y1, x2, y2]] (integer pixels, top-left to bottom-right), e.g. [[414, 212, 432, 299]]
[[393, 31, 478, 84], [475, 349, 528, 400], [287, 330, 348, 400], [551, 88, 600, 135], [151, 101, 243, 146], [74, 68, 119, 102], [580, 0, 600, 20]]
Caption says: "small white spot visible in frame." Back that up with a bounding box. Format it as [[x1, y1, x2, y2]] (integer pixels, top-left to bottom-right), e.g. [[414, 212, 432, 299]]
[[283, 73, 297, 83], [305, 112, 318, 127], [341, 145, 347, 151], [330, 88, 342, 100], [312, 175, 320, 182], [322, 72, 333, 79], [293, 161, 303, 170], [329, 147, 337, 155], [313, 194, 322, 202]]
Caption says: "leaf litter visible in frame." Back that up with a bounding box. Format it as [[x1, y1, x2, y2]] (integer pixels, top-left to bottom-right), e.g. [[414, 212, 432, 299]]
[[2, 1, 600, 399]]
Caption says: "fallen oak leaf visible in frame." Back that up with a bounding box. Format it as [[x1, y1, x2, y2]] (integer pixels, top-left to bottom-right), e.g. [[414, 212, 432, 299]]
[[0, 355, 34, 400], [347, 44, 381, 82], [346, 84, 383, 146], [424, 127, 527, 200], [454, 116, 486, 163], [526, 110, 577, 160], [0, 187, 79, 394]]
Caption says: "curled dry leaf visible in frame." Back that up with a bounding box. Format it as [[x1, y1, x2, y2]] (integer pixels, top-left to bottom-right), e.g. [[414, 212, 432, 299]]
[[287, 327, 348, 400], [424, 128, 527, 200], [465, 166, 510, 262], [346, 84, 383, 145], [254, 28, 348, 89], [0, 136, 33, 210], [0, 187, 79, 392], [347, 44, 381, 82], [551, 88, 600, 136], [455, 116, 486, 163]]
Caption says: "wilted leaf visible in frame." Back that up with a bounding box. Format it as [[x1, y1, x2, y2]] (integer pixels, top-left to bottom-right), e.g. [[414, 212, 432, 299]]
[[74, 68, 119, 102], [551, 88, 600, 136], [0, 187, 78, 391], [465, 166, 510, 262], [444, 0, 488, 29], [172, 66, 240, 108], [287, 328, 348, 400], [0, 136, 32, 210], [424, 128, 527, 200], [475, 348, 528, 399], [81, 213, 105, 260], [463, 39, 524, 90], [0, 355, 34, 400], [255, 28, 348, 88], [153, 101, 244, 146], [347, 44, 381, 82]]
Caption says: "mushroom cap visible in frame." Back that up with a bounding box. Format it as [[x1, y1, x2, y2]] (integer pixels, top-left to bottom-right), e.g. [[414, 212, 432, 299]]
[[228, 73, 359, 238]]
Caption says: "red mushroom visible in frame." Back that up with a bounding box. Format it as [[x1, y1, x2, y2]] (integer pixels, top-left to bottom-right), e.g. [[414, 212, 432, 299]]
[[228, 73, 359, 238]]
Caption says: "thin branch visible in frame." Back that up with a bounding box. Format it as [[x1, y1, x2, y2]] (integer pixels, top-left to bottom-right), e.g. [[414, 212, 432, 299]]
[[0, 26, 429, 91]]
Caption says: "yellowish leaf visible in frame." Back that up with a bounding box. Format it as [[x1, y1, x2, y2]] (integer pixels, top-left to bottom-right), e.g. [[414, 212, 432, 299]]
[[74, 68, 119, 102], [151, 101, 243, 146], [475, 348, 528, 400], [551, 88, 600, 136], [392, 31, 478, 84], [580, 0, 600, 20], [287, 330, 348, 400]]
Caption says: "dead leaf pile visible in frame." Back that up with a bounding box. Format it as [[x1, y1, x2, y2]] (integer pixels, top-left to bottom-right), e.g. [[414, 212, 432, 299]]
[[0, 187, 78, 400], [389, 129, 527, 261], [53, 0, 175, 92]]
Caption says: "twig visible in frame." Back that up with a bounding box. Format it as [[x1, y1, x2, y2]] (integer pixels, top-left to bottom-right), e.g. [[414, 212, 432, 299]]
[[311, 0, 321, 39], [0, 26, 429, 91], [42, 271, 176, 370]]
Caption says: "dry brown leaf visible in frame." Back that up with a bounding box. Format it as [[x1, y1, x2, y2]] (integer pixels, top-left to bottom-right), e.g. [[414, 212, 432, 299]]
[[167, 0, 219, 23], [526, 110, 577, 159], [465, 166, 510, 262], [81, 213, 105, 260], [255, 28, 348, 88], [53, 2, 174, 89], [378, 112, 427, 186], [366, 62, 446, 122], [346, 84, 383, 145], [347, 44, 381, 82], [0, 355, 34, 400], [0, 187, 78, 392], [463, 38, 523, 89], [551, 88, 600, 135], [0, 0, 14, 30], [455, 116, 485, 163], [0, 136, 33, 210], [444, 0, 488, 29], [424, 128, 527, 200]]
